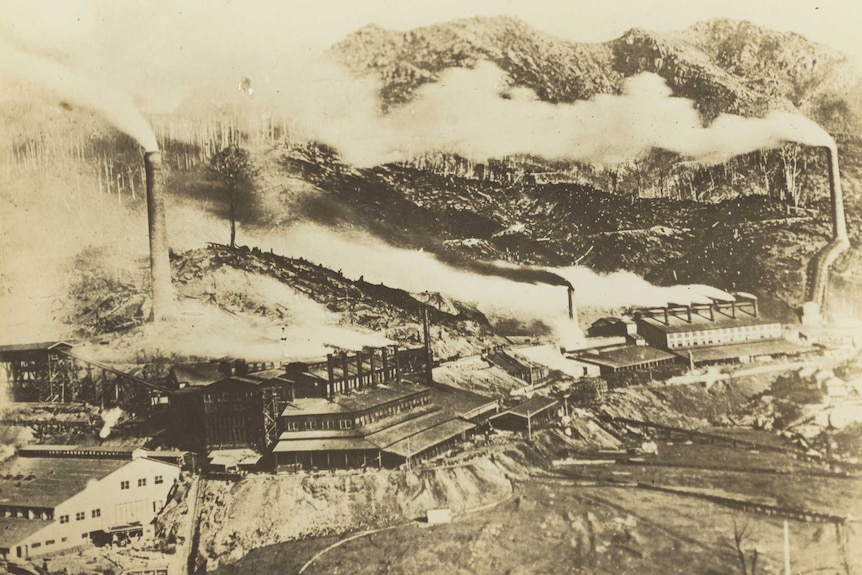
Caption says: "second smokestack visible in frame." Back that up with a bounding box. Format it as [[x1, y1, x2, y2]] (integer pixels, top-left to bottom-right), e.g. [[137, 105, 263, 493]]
[[567, 285, 576, 321], [826, 146, 849, 242], [144, 151, 173, 321]]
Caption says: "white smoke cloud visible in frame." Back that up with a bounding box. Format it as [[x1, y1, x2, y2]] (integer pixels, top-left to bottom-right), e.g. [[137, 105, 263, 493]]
[[0, 5, 836, 166], [99, 406, 124, 439], [0, 35, 158, 151], [248, 224, 735, 335], [320, 63, 835, 167]]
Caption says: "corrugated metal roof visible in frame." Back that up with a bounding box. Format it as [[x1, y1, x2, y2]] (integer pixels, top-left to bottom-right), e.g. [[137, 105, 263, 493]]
[[365, 410, 455, 449], [383, 419, 475, 459], [277, 429, 362, 441], [281, 384, 428, 417], [272, 437, 379, 453], [577, 346, 676, 369]]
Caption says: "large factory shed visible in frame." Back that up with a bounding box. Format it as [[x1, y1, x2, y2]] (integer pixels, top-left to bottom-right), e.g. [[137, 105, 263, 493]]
[[273, 382, 493, 471], [491, 396, 559, 436], [170, 346, 421, 457], [575, 345, 678, 375], [0, 449, 179, 561], [634, 295, 782, 352]]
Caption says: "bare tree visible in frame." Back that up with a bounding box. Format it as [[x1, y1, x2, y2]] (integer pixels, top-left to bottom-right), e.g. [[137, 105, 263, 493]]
[[779, 143, 806, 208], [207, 145, 258, 248], [730, 518, 760, 575]]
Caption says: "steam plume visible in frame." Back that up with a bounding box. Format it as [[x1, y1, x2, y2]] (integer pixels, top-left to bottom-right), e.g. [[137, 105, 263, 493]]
[[0, 35, 157, 151], [99, 406, 124, 439], [324, 64, 835, 167]]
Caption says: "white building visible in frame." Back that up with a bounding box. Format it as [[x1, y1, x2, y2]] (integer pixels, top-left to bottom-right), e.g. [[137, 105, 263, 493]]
[[0, 447, 180, 561]]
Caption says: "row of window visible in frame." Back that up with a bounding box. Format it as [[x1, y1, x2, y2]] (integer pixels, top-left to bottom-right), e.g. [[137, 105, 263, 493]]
[[282, 394, 431, 432], [120, 475, 163, 490], [30, 533, 88, 550], [59, 509, 100, 524], [0, 508, 52, 520], [204, 391, 257, 403], [666, 324, 780, 349]]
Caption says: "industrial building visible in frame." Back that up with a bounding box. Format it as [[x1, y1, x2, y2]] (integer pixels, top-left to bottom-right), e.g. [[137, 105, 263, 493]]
[[483, 348, 550, 386], [587, 317, 638, 339], [168, 344, 498, 471], [273, 379, 497, 471], [634, 294, 779, 350], [0, 447, 180, 561], [575, 345, 678, 375], [490, 395, 560, 437], [632, 294, 808, 366]]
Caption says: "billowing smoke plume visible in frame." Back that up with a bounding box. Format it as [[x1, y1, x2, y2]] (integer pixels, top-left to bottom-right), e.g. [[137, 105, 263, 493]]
[[322, 64, 836, 167], [0, 35, 157, 151], [0, 426, 35, 463], [252, 224, 732, 334], [99, 406, 124, 439], [0, 7, 836, 166]]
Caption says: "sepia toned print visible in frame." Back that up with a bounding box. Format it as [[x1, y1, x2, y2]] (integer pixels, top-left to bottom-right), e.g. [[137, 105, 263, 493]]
[[0, 1, 860, 573]]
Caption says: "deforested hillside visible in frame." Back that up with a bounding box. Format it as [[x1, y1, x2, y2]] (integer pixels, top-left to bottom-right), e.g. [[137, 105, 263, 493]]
[[330, 16, 858, 124]]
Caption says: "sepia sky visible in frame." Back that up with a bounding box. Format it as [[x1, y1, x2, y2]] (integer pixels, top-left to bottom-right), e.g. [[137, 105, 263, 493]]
[[0, 0, 859, 62]]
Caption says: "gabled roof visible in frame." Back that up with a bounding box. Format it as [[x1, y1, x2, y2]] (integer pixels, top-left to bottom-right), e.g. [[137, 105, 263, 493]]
[[382, 419, 475, 459], [497, 396, 559, 419]]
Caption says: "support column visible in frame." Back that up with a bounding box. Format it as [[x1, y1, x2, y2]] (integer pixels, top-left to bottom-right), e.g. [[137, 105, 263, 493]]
[[369, 350, 377, 388], [341, 352, 350, 393], [382, 348, 390, 384], [393, 345, 401, 382], [326, 354, 335, 400]]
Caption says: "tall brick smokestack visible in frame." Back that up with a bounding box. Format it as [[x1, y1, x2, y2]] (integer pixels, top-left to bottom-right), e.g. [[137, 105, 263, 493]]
[[144, 151, 173, 321], [567, 285, 576, 322], [801, 146, 851, 325], [826, 146, 849, 242]]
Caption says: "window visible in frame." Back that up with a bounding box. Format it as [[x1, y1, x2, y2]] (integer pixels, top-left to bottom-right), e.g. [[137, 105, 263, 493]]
[[31, 542, 41, 549], [138, 478, 147, 487], [120, 480, 130, 490], [82, 533, 88, 539], [59, 514, 69, 524], [91, 509, 101, 518], [76, 512, 85, 521], [45, 540, 55, 546], [155, 475, 164, 485], [61, 537, 68, 543]]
